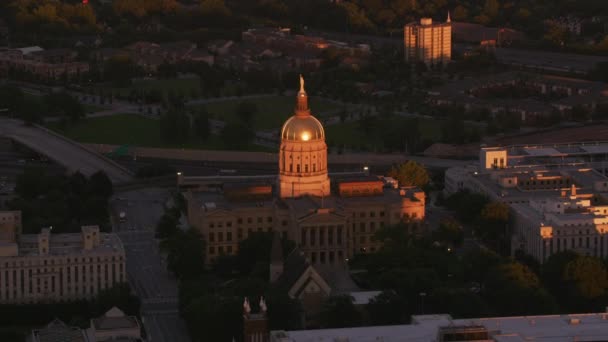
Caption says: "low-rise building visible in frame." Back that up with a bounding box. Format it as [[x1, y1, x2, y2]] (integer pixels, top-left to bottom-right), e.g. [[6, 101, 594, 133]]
[[0, 212, 126, 304], [428, 72, 607, 123], [86, 306, 141, 342], [0, 47, 89, 80], [29, 307, 141, 342], [445, 144, 608, 262], [271, 313, 608, 342]]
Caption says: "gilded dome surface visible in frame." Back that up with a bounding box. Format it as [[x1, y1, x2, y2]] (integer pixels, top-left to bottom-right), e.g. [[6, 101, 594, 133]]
[[281, 115, 325, 142]]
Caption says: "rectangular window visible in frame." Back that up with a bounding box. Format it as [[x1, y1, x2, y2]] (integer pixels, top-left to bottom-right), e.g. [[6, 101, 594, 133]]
[[319, 227, 325, 246], [360, 222, 366, 233], [337, 227, 343, 245], [209, 233, 215, 242], [310, 228, 316, 246], [218, 232, 223, 242], [227, 232, 232, 242]]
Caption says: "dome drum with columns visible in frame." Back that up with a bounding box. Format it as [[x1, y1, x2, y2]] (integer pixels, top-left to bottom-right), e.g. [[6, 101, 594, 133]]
[[278, 76, 331, 198]]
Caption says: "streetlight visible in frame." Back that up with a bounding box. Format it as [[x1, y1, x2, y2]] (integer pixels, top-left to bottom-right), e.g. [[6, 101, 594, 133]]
[[419, 292, 426, 314]]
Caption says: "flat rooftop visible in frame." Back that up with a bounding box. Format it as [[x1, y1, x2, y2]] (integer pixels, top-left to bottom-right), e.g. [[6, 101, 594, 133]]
[[15, 233, 123, 257], [272, 313, 608, 342]]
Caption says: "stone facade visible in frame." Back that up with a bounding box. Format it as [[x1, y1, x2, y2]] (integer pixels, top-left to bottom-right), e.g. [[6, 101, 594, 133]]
[[0, 212, 126, 304], [185, 79, 425, 265]]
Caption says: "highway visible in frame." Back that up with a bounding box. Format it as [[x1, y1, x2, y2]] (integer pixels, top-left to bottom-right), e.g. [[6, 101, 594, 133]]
[[0, 118, 133, 184], [111, 188, 191, 342], [87, 143, 473, 170]]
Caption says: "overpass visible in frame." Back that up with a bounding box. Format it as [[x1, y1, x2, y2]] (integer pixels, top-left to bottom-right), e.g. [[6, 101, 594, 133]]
[[0, 119, 133, 184], [86, 144, 474, 170]]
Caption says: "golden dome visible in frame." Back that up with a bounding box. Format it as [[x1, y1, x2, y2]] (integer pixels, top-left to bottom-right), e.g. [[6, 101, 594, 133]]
[[281, 115, 325, 142], [280, 75, 325, 142]]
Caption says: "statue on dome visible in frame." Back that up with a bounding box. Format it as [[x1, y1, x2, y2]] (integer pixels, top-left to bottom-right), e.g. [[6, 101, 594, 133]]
[[299, 74, 305, 93]]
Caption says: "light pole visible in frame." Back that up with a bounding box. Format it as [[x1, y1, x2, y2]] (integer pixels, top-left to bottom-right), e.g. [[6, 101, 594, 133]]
[[419, 292, 426, 314]]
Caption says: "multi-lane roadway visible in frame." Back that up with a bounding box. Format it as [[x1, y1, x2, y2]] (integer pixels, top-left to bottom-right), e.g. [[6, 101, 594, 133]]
[[111, 188, 190, 342], [0, 118, 133, 184]]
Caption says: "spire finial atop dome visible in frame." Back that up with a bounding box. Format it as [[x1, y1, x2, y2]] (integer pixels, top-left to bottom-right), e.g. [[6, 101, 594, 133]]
[[299, 74, 305, 93], [296, 75, 310, 116]]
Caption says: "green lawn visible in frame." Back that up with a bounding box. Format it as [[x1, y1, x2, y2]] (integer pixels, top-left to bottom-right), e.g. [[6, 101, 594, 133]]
[[325, 117, 444, 149], [46, 113, 272, 152], [84, 104, 107, 113], [98, 77, 201, 97], [192, 96, 343, 130]]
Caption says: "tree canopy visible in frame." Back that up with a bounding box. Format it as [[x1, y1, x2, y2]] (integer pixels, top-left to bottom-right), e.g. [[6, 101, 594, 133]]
[[387, 160, 430, 189]]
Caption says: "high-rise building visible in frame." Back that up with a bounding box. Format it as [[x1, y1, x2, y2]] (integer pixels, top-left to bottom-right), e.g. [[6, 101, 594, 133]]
[[0, 212, 126, 304], [404, 15, 452, 67], [184, 77, 426, 265]]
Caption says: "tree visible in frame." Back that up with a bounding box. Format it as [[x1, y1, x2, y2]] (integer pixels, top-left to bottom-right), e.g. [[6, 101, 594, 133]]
[[387, 161, 430, 189], [485, 262, 558, 316], [429, 288, 489, 318], [367, 290, 408, 325], [92, 283, 141, 317], [88, 171, 113, 199], [320, 295, 362, 328], [156, 212, 178, 239], [183, 294, 242, 342], [104, 57, 138, 87], [44, 92, 85, 122], [236, 232, 295, 278], [444, 191, 489, 223], [265, 289, 302, 331], [433, 219, 464, 247], [193, 108, 211, 141], [0, 85, 25, 114], [165, 228, 206, 280], [235, 101, 257, 125], [220, 123, 254, 150], [562, 256, 608, 311], [478, 201, 510, 252], [160, 110, 191, 144], [542, 250, 579, 296]]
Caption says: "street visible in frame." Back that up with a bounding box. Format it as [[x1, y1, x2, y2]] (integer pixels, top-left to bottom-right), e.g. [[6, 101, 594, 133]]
[[111, 188, 191, 342]]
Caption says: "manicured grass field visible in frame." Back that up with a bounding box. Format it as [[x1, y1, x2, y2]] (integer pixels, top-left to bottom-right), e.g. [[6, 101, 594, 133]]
[[100, 77, 202, 97], [325, 117, 443, 149], [46, 113, 272, 152], [84, 104, 107, 113], [193, 96, 343, 130]]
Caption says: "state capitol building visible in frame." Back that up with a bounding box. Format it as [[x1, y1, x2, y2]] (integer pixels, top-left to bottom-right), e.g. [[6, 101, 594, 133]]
[[184, 77, 426, 264]]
